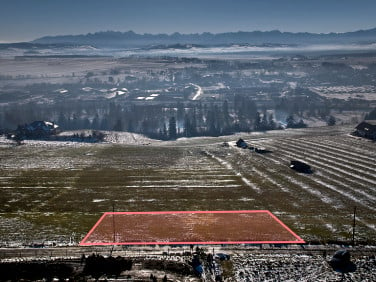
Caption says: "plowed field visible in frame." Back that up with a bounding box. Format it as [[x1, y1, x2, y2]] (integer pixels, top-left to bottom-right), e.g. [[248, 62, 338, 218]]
[[0, 126, 375, 245]]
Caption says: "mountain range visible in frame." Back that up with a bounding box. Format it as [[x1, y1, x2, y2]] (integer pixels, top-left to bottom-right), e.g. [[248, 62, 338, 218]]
[[31, 28, 376, 47]]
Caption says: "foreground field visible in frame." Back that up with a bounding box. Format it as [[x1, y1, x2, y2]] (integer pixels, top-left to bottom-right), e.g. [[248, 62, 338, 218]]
[[81, 211, 303, 245], [0, 125, 375, 246]]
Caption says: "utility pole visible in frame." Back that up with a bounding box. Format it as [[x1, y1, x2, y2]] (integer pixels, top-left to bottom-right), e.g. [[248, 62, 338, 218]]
[[110, 202, 116, 256], [352, 206, 356, 246], [112, 202, 116, 243]]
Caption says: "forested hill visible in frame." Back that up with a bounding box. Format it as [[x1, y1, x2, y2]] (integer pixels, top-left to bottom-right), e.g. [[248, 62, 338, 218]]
[[32, 28, 376, 47]]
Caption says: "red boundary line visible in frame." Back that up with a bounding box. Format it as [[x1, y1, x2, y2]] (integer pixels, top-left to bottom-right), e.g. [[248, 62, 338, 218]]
[[80, 210, 305, 246]]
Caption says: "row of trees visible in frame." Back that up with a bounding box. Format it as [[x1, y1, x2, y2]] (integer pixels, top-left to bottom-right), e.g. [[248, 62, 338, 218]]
[[1, 93, 314, 140]]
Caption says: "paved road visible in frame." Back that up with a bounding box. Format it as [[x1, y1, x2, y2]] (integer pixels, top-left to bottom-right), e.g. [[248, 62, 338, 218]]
[[1, 244, 375, 261]]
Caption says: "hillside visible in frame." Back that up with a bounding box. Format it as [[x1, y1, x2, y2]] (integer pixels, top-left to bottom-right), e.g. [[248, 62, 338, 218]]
[[0, 125, 375, 246]]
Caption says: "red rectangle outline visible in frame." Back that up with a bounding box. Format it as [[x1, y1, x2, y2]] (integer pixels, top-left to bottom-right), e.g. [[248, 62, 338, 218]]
[[80, 210, 305, 246]]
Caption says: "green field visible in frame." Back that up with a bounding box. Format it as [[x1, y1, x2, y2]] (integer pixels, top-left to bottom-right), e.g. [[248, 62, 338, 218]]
[[0, 126, 375, 246]]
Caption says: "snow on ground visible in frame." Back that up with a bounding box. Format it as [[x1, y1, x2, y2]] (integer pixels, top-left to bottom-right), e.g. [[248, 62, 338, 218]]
[[203, 150, 261, 193], [104, 131, 159, 145], [309, 85, 376, 101], [232, 253, 376, 282]]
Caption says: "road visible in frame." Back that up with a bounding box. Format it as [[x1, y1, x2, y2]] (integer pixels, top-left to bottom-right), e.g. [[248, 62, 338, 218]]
[[1, 244, 375, 261], [190, 83, 203, 100]]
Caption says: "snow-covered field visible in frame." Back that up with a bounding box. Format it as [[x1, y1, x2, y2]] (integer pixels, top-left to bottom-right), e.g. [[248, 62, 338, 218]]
[[231, 252, 376, 281], [310, 85, 376, 101], [0, 126, 375, 247]]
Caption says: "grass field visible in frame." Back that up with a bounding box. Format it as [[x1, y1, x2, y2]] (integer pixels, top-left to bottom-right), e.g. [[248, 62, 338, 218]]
[[0, 125, 375, 246]]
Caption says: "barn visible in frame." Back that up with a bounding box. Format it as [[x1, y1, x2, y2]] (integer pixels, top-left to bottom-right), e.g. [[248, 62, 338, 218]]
[[16, 121, 59, 139], [354, 120, 376, 140]]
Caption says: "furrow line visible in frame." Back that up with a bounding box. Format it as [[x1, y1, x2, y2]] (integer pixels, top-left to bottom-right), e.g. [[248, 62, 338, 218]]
[[258, 146, 376, 206], [269, 142, 376, 195], [288, 138, 376, 171], [324, 137, 376, 157], [203, 151, 261, 193], [277, 140, 376, 186]]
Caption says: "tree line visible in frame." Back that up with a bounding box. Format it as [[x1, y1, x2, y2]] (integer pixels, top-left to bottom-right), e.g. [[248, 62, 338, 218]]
[[0, 93, 312, 140]]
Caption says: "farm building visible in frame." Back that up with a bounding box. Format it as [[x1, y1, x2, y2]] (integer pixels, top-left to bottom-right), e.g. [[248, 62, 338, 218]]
[[16, 121, 59, 139], [236, 138, 248, 149], [354, 120, 376, 140]]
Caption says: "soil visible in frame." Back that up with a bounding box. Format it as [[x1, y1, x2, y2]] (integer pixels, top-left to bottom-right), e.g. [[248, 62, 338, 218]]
[[81, 211, 304, 245]]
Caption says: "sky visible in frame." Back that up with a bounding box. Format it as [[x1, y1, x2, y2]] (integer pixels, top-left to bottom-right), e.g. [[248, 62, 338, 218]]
[[0, 0, 376, 43]]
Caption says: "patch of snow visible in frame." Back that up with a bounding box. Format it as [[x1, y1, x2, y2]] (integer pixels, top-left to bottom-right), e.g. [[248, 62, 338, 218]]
[[92, 199, 107, 203], [350, 65, 368, 70], [204, 150, 261, 193]]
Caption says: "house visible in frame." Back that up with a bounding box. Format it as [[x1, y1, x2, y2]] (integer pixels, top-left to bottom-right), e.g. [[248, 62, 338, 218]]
[[236, 138, 248, 149], [16, 121, 59, 139], [354, 120, 376, 140]]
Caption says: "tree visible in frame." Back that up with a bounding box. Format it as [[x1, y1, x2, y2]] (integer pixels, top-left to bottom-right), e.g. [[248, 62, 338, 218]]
[[127, 118, 134, 132], [177, 102, 185, 125], [91, 114, 100, 130], [260, 110, 268, 130], [13, 133, 24, 146], [113, 119, 123, 131], [327, 115, 336, 126], [168, 116, 177, 140], [268, 113, 276, 130], [365, 108, 376, 119], [297, 119, 307, 128], [254, 112, 261, 130], [184, 114, 196, 137], [222, 100, 230, 130], [286, 115, 295, 128]]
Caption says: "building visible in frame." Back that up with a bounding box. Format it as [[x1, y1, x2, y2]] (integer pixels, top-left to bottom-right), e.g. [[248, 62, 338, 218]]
[[16, 121, 59, 139], [354, 120, 376, 140]]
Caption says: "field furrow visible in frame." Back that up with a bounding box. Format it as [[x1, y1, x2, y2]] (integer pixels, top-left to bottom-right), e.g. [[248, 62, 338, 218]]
[[276, 140, 376, 189], [296, 138, 376, 163], [285, 138, 376, 178], [266, 142, 376, 205]]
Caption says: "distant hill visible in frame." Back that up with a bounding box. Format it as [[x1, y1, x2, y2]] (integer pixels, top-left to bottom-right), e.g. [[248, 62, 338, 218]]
[[32, 28, 376, 47]]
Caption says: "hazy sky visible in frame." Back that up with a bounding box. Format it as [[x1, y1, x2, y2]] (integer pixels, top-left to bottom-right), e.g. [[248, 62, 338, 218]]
[[1, 0, 376, 43]]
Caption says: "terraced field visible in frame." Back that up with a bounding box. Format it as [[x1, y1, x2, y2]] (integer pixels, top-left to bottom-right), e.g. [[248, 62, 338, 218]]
[[0, 125, 375, 246]]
